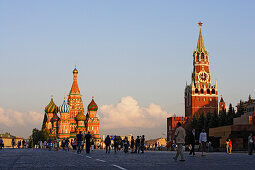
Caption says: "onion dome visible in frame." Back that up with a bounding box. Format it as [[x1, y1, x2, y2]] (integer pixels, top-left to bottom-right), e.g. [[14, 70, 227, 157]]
[[88, 97, 98, 111], [73, 66, 78, 74], [59, 98, 70, 113], [51, 113, 59, 122], [45, 97, 58, 113], [76, 111, 86, 121]]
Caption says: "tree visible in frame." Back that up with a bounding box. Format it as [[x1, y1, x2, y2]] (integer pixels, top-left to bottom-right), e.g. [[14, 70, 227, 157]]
[[219, 108, 227, 126], [29, 128, 49, 148], [209, 109, 219, 128], [236, 100, 245, 118], [226, 103, 235, 125]]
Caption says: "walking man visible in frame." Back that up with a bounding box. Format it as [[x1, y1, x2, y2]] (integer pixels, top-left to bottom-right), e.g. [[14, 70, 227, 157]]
[[189, 129, 196, 156], [173, 122, 186, 161], [76, 131, 83, 154], [135, 136, 141, 153], [141, 135, 145, 153], [199, 129, 207, 156], [47, 138, 52, 151], [105, 135, 111, 153], [248, 133, 253, 155], [85, 132, 92, 154], [130, 136, 134, 153]]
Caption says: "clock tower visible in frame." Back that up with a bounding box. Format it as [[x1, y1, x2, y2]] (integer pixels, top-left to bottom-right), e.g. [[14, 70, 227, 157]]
[[185, 22, 218, 117]]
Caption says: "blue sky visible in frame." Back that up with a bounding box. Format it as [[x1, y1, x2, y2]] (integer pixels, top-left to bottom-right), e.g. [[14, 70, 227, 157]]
[[0, 0, 255, 138]]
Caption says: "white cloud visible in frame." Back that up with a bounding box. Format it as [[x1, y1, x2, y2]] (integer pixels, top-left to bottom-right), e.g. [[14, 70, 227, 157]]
[[100, 96, 170, 130], [0, 107, 43, 128]]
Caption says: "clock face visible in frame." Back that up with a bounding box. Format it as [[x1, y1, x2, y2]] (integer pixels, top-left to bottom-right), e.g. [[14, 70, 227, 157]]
[[198, 71, 209, 83]]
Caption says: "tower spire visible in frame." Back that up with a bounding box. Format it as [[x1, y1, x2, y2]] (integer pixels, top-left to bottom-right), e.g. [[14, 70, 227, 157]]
[[196, 22, 205, 53]]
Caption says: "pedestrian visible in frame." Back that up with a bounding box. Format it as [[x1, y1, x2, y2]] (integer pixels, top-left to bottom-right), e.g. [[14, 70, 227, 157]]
[[47, 138, 52, 151], [39, 141, 43, 149], [22, 140, 25, 148], [248, 133, 253, 155], [76, 131, 83, 154], [65, 138, 69, 151], [61, 138, 66, 151], [189, 129, 196, 156], [123, 136, 129, 153], [114, 136, 118, 153], [56, 138, 60, 151], [141, 135, 145, 153], [105, 135, 111, 153], [135, 136, 141, 154], [73, 138, 77, 150], [154, 142, 157, 151], [12, 138, 15, 148], [173, 122, 186, 162], [85, 132, 92, 154], [43, 140, 47, 149], [130, 136, 135, 153], [226, 138, 230, 154], [0, 137, 4, 149], [199, 129, 207, 156], [229, 139, 232, 154], [91, 139, 94, 151]]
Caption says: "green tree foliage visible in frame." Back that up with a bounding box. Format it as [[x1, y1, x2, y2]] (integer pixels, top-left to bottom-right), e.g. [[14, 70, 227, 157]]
[[29, 128, 49, 147], [189, 104, 237, 133], [236, 100, 245, 117], [226, 103, 235, 125]]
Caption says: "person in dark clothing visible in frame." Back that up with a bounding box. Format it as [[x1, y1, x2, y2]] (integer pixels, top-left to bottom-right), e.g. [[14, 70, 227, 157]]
[[66, 138, 70, 151], [0, 137, 3, 149], [105, 135, 111, 153], [12, 138, 15, 148], [189, 129, 196, 156], [123, 136, 129, 153], [135, 136, 141, 153], [154, 142, 157, 151], [85, 132, 92, 154], [47, 138, 52, 151], [22, 140, 25, 148], [141, 135, 145, 153], [131, 136, 135, 153], [113, 136, 118, 153], [76, 131, 83, 154]]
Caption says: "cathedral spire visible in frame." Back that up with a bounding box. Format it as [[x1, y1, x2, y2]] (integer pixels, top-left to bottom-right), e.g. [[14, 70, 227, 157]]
[[70, 66, 80, 94], [196, 22, 205, 53]]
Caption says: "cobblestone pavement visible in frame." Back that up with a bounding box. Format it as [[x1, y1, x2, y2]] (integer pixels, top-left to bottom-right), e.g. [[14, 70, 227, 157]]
[[0, 149, 254, 170]]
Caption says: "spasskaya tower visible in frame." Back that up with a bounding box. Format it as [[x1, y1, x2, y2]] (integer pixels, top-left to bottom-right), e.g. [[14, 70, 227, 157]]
[[185, 22, 218, 117]]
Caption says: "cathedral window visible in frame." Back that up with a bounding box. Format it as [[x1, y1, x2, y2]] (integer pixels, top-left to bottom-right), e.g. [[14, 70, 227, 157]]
[[201, 89, 204, 94], [207, 89, 210, 94], [197, 54, 199, 61], [212, 89, 215, 94], [195, 89, 198, 93]]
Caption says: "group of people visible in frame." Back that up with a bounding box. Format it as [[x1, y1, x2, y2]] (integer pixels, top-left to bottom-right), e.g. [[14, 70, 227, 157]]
[[173, 122, 213, 161], [104, 135, 145, 154], [173, 122, 255, 162], [37, 131, 94, 154]]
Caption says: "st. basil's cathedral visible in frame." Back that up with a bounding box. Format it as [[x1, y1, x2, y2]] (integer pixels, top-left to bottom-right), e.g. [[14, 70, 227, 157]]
[[42, 67, 100, 141]]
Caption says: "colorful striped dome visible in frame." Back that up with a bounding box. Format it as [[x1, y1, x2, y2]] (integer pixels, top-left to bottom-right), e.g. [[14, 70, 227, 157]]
[[88, 97, 98, 111], [45, 98, 57, 113], [51, 113, 59, 122], [76, 111, 86, 121], [59, 99, 70, 113]]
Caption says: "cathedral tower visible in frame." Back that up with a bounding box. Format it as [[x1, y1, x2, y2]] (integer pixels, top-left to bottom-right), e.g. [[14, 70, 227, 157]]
[[44, 97, 58, 130], [67, 67, 85, 137], [86, 97, 100, 140], [58, 98, 71, 139], [185, 22, 218, 117]]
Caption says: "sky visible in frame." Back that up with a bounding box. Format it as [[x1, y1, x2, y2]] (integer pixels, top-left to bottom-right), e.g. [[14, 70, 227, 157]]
[[0, 0, 255, 139]]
